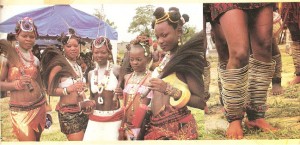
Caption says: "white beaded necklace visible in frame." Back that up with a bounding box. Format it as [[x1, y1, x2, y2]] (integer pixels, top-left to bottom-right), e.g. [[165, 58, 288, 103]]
[[94, 60, 112, 104], [66, 57, 83, 80]]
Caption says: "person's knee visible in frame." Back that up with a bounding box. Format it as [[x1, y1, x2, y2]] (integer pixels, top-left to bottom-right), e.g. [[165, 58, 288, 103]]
[[254, 38, 272, 57], [230, 49, 249, 66]]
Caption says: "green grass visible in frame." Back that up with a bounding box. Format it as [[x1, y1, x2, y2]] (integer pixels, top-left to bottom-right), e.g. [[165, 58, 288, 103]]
[[1, 44, 299, 141]]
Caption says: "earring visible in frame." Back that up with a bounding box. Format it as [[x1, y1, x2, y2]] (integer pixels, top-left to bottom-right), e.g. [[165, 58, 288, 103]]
[[15, 41, 19, 47], [178, 37, 182, 46]]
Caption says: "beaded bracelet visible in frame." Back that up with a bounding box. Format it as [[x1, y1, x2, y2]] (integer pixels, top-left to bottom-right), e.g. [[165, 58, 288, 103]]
[[164, 83, 182, 99], [15, 80, 25, 90], [63, 87, 69, 96], [162, 73, 191, 108]]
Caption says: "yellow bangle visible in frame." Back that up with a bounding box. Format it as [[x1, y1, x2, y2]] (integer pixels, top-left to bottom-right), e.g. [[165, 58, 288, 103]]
[[163, 73, 191, 108], [169, 84, 190, 108]]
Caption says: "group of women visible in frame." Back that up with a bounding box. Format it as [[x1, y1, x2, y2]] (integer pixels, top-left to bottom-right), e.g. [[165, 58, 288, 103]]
[[0, 2, 298, 141], [0, 6, 205, 141]]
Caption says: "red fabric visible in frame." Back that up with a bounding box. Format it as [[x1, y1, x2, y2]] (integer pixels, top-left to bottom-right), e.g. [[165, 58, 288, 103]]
[[89, 109, 123, 122], [144, 105, 198, 140], [281, 3, 300, 24], [55, 104, 81, 113], [132, 104, 148, 128], [210, 3, 272, 21], [144, 114, 198, 140]]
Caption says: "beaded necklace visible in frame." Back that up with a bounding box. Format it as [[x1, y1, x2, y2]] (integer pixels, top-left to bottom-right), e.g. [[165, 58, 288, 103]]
[[126, 70, 149, 111], [66, 57, 83, 81], [15, 46, 34, 68], [94, 60, 112, 104]]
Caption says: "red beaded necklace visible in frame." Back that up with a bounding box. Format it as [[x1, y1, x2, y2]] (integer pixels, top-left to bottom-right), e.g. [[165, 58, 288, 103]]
[[15, 46, 34, 68]]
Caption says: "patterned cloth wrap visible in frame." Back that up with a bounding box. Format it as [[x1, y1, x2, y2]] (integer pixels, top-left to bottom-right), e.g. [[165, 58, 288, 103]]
[[210, 3, 272, 22], [144, 105, 198, 140], [56, 104, 88, 135]]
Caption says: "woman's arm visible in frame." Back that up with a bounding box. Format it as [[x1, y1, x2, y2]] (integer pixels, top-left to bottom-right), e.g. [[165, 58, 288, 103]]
[[48, 65, 85, 97], [0, 56, 16, 91], [185, 73, 206, 110]]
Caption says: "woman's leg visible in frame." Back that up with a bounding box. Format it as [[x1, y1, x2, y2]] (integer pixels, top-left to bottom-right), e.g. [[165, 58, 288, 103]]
[[67, 131, 85, 141], [247, 5, 277, 132], [211, 22, 228, 108], [287, 23, 300, 84], [17, 127, 42, 141], [271, 37, 284, 95], [219, 9, 250, 139]]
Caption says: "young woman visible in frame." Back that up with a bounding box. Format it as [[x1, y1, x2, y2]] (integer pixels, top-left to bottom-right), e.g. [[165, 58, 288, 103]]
[[41, 32, 95, 141], [209, 3, 277, 139], [0, 17, 47, 141], [116, 35, 153, 140], [143, 7, 206, 140], [83, 36, 122, 141]]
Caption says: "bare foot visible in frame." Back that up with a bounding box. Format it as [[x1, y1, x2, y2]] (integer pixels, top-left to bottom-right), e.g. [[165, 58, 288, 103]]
[[271, 83, 284, 95], [289, 76, 300, 85], [245, 118, 278, 132], [204, 105, 209, 114], [226, 120, 243, 139]]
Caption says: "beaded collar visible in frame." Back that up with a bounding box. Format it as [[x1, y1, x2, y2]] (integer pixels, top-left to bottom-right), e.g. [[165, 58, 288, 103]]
[[15, 45, 34, 68], [94, 60, 112, 94], [65, 57, 83, 81]]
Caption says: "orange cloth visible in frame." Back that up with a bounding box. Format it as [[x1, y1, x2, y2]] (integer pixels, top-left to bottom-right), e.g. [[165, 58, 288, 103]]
[[11, 104, 46, 136], [7, 65, 38, 81]]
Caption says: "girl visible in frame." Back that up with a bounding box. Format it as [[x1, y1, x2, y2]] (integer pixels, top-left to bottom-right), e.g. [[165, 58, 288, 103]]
[[83, 36, 122, 141], [116, 35, 153, 140]]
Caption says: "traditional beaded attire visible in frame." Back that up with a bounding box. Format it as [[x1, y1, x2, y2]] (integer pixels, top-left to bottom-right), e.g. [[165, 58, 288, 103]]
[[41, 48, 88, 135], [83, 62, 123, 141], [0, 40, 46, 137], [144, 32, 206, 140], [210, 3, 275, 122], [121, 71, 152, 140]]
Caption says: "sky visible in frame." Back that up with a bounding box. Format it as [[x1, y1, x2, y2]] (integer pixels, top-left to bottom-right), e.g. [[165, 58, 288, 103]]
[[0, 3, 203, 43]]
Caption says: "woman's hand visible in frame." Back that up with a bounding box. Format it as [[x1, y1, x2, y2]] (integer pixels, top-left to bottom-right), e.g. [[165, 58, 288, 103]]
[[15, 75, 31, 90], [67, 82, 86, 94], [149, 78, 167, 93], [114, 87, 123, 99], [79, 100, 96, 114]]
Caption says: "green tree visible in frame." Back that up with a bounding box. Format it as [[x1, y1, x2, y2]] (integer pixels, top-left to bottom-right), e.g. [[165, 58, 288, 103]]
[[182, 25, 196, 43], [93, 8, 117, 30], [128, 5, 155, 37]]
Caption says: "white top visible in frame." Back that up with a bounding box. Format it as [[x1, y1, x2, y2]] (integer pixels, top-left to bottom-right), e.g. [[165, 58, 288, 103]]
[[90, 66, 118, 94], [58, 77, 86, 88]]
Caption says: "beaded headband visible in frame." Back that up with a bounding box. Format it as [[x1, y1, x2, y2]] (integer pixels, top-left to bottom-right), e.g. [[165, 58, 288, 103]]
[[92, 36, 111, 53], [17, 17, 37, 36], [155, 12, 180, 24]]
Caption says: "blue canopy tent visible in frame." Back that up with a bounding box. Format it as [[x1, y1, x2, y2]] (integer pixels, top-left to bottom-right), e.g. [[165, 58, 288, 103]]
[[0, 5, 118, 41]]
